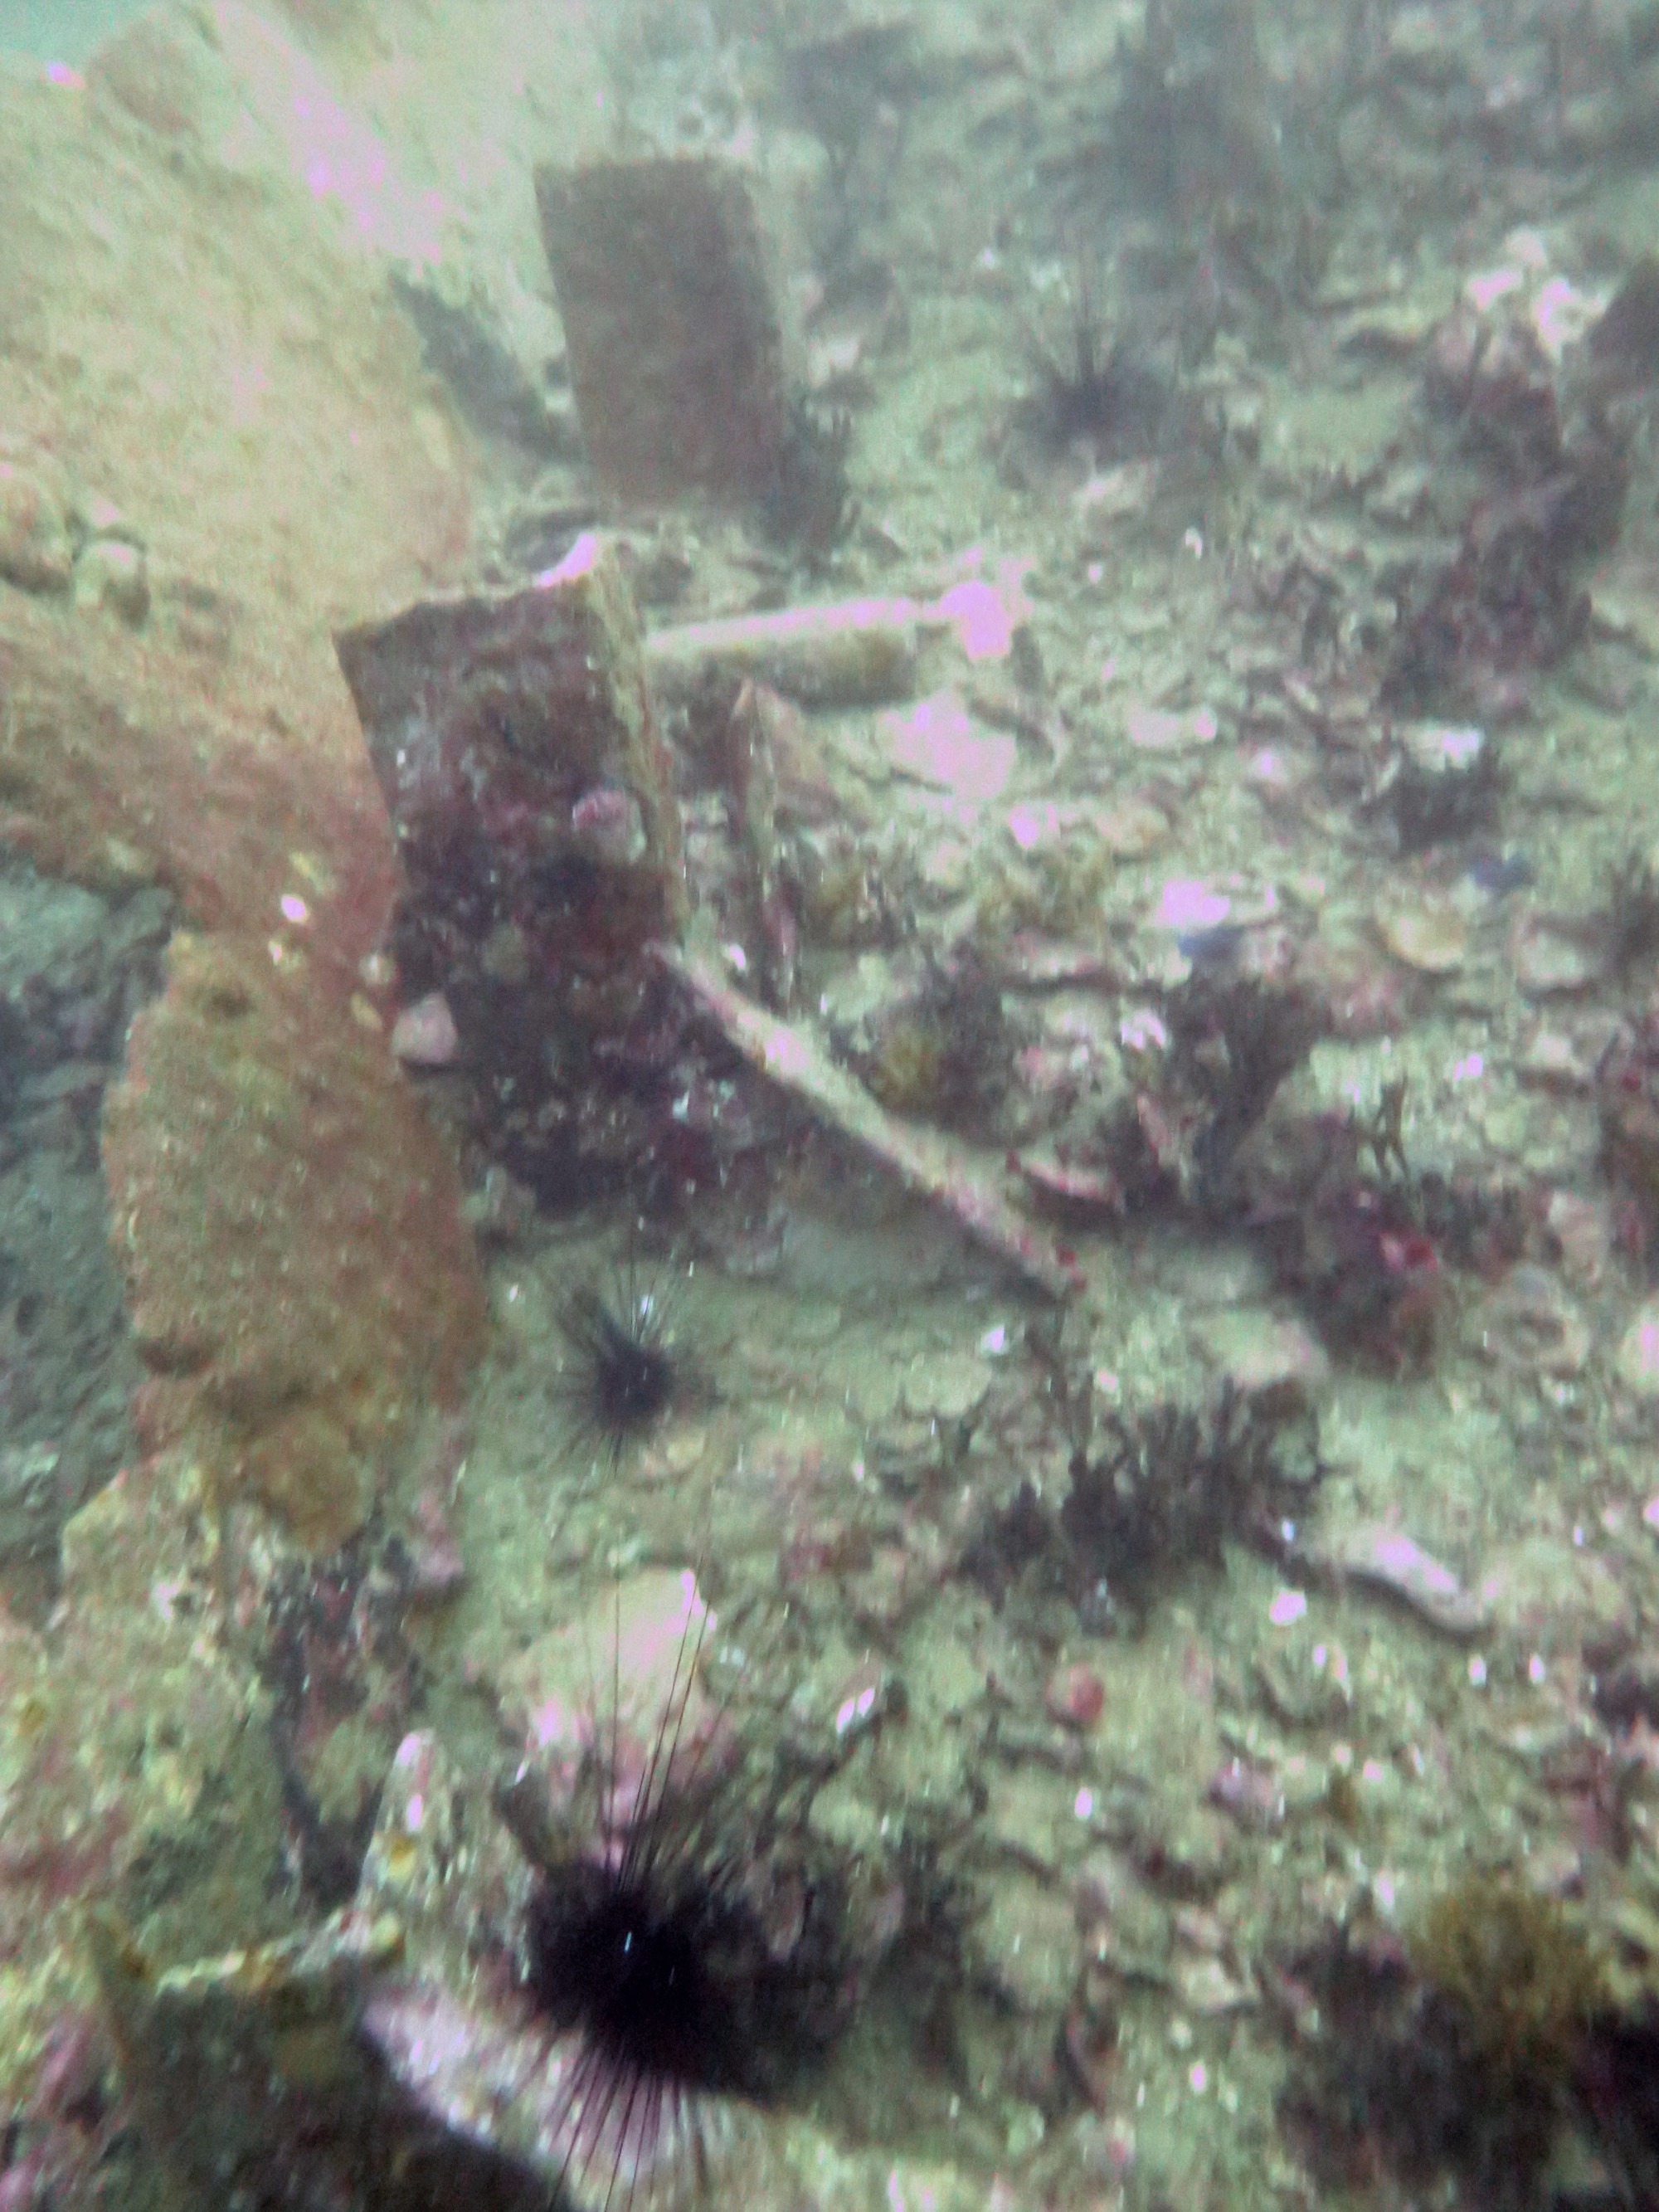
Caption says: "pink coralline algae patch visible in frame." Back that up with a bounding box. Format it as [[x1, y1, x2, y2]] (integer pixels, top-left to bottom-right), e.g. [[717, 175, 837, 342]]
[[1156, 878, 1234, 933], [926, 554, 1034, 662], [879, 691, 1017, 804]]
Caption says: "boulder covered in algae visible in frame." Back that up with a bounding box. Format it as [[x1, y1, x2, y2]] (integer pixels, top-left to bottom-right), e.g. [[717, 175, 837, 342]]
[[0, 20, 503, 1554], [0, 1446, 289, 2112], [90, 1908, 557, 2212], [103, 933, 484, 1552]]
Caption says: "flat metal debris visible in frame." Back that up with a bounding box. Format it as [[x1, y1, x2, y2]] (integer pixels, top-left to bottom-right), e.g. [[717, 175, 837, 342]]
[[656, 943, 1080, 1303], [646, 593, 919, 708], [536, 156, 791, 509]]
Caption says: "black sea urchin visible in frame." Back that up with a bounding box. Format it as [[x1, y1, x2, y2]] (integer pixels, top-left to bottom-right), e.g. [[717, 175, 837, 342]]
[[509, 1590, 849, 2210], [555, 1258, 684, 1469]]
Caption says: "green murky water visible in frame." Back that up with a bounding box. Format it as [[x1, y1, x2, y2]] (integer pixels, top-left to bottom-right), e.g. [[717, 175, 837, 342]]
[[5, 2, 1659, 2208]]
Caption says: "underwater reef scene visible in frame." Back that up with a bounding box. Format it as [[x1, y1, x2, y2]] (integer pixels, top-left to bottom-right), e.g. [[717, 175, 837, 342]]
[[11, 0, 1659, 2205]]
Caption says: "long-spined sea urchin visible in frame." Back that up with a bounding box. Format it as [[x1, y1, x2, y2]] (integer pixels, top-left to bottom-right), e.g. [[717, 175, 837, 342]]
[[501, 1574, 850, 2212], [553, 1251, 687, 1471]]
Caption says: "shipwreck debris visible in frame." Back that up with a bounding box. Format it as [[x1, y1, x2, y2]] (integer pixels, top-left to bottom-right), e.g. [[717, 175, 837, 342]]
[[536, 156, 797, 521], [655, 944, 1078, 1301], [646, 592, 920, 709], [1302, 1522, 1490, 1638], [336, 534, 688, 1199]]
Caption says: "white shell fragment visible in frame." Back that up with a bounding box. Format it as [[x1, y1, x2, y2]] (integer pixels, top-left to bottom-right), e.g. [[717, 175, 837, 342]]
[[1375, 896, 1467, 974], [1400, 722, 1486, 776], [391, 991, 460, 1067], [1126, 701, 1220, 753]]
